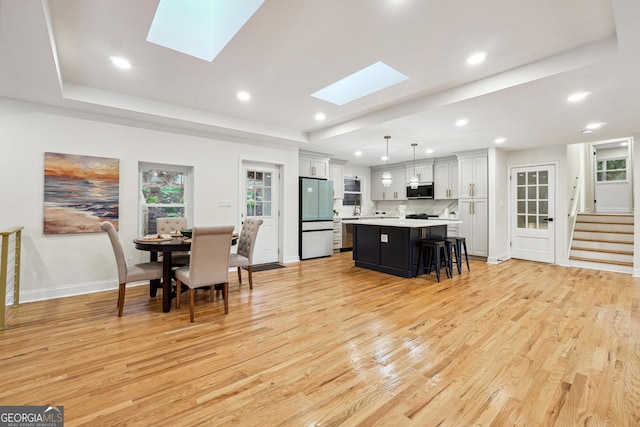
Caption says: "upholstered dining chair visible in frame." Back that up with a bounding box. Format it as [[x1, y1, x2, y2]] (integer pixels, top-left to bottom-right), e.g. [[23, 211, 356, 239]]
[[100, 221, 164, 317], [229, 218, 264, 289], [156, 217, 190, 266], [174, 225, 234, 322]]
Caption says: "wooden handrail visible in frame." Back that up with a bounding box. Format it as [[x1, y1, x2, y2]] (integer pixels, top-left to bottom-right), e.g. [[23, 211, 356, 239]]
[[1, 226, 23, 330]]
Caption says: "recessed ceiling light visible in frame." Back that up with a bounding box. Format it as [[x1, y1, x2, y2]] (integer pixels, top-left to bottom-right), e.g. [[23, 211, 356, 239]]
[[567, 92, 591, 102], [355, 151, 363, 156], [467, 52, 487, 65], [311, 61, 409, 106], [581, 130, 593, 134], [494, 137, 506, 143], [586, 122, 605, 130], [110, 56, 131, 69], [315, 113, 326, 121], [425, 149, 434, 154], [237, 91, 251, 101], [455, 119, 468, 127], [381, 155, 388, 161]]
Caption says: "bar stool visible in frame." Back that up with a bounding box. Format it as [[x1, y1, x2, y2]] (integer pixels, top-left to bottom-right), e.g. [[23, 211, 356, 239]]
[[444, 236, 470, 273], [415, 239, 451, 282]]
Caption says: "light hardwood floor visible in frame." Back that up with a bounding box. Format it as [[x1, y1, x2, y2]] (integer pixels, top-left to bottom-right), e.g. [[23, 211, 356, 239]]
[[2, 252, 640, 426]]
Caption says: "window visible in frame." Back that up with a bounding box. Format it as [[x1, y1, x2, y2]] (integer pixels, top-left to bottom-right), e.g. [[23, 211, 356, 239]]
[[139, 163, 192, 235], [342, 176, 362, 206], [245, 170, 272, 217], [596, 158, 627, 182], [516, 170, 549, 230]]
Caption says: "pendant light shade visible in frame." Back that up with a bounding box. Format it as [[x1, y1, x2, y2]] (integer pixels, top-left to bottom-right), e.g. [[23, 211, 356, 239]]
[[382, 135, 392, 188], [409, 143, 419, 189]]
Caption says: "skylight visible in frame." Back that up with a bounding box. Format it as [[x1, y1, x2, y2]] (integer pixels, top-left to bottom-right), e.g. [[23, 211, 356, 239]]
[[147, 0, 265, 62], [311, 62, 409, 106]]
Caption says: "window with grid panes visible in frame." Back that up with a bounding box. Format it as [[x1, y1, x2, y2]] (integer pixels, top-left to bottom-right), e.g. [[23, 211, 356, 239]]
[[516, 170, 549, 230], [245, 170, 272, 217], [596, 158, 627, 182]]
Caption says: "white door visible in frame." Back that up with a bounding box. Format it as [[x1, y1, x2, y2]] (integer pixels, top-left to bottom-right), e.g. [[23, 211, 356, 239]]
[[242, 164, 279, 265], [594, 145, 631, 213], [510, 165, 555, 263]]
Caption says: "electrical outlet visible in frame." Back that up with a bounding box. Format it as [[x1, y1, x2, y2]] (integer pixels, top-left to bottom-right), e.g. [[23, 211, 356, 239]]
[[126, 257, 134, 266]]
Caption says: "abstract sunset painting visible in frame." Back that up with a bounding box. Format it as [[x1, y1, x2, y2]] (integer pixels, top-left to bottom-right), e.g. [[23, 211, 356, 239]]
[[44, 152, 120, 234]]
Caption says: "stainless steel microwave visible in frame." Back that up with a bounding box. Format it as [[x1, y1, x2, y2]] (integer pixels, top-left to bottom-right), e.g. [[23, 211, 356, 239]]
[[406, 182, 434, 199]]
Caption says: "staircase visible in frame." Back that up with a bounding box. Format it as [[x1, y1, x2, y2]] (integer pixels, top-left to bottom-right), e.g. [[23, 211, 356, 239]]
[[569, 213, 634, 274]]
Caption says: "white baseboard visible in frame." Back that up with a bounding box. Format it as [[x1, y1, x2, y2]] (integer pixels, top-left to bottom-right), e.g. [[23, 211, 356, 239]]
[[283, 256, 300, 264], [487, 254, 510, 264], [12, 279, 131, 305]]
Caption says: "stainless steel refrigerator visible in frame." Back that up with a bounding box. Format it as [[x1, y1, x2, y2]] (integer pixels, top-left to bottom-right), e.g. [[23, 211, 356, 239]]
[[299, 177, 334, 259]]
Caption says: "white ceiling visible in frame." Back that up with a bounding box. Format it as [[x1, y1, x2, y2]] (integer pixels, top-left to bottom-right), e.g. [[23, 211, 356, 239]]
[[2, 0, 640, 166]]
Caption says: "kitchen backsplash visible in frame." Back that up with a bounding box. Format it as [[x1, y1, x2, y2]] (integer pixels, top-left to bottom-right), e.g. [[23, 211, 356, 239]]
[[333, 198, 457, 218]]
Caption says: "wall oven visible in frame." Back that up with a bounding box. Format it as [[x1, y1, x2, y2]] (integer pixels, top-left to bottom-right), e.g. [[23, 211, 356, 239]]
[[406, 182, 434, 199]]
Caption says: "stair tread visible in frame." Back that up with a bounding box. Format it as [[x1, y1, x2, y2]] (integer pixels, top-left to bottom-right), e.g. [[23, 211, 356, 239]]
[[569, 256, 633, 267], [574, 229, 634, 234], [571, 246, 633, 255], [572, 237, 633, 244]]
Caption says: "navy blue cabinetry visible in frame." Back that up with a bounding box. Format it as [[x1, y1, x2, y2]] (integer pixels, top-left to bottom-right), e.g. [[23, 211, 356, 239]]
[[353, 223, 446, 278]]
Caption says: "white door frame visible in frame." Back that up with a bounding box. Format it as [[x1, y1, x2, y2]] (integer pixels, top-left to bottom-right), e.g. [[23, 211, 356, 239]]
[[508, 163, 557, 264], [239, 159, 284, 264], [591, 138, 633, 213]]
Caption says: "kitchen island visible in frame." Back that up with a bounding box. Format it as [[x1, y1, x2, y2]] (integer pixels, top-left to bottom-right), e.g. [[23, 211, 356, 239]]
[[353, 219, 461, 278]]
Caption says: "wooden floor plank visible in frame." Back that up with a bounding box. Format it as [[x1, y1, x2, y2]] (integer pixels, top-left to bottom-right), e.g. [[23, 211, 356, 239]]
[[1, 253, 640, 426]]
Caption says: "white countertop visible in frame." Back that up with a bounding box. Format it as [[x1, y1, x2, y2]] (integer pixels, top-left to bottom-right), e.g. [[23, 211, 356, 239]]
[[340, 216, 398, 221], [354, 218, 462, 228]]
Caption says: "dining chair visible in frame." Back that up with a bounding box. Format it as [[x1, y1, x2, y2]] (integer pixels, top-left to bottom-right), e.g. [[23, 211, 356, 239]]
[[174, 225, 234, 322], [229, 218, 264, 289], [156, 217, 190, 266], [100, 221, 164, 317]]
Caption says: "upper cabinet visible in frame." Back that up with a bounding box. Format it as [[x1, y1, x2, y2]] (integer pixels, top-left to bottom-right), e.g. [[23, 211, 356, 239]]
[[371, 166, 407, 201], [330, 162, 345, 199], [406, 161, 433, 183], [458, 153, 487, 199], [299, 152, 330, 179], [434, 158, 458, 199]]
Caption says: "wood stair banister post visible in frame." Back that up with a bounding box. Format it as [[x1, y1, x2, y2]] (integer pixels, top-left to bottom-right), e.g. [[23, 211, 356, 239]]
[[0, 226, 24, 330]]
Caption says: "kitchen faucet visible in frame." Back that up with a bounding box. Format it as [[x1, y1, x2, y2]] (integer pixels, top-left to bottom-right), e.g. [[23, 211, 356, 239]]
[[353, 195, 361, 216]]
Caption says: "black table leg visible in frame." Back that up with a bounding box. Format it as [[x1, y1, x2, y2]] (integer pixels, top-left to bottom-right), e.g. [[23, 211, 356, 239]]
[[162, 252, 173, 312], [149, 251, 159, 297]]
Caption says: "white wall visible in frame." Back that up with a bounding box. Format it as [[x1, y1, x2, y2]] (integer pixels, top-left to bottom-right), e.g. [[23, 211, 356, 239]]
[[506, 145, 569, 266], [0, 98, 299, 303]]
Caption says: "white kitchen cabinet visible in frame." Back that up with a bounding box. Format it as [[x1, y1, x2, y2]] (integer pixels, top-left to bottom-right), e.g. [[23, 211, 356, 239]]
[[299, 154, 329, 179], [406, 162, 433, 183], [458, 155, 487, 199], [330, 163, 344, 199], [434, 160, 458, 199], [371, 167, 406, 201], [458, 198, 487, 257]]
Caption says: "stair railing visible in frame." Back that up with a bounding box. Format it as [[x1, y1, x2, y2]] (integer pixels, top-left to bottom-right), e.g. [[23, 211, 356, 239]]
[[567, 176, 581, 258], [1, 226, 23, 330]]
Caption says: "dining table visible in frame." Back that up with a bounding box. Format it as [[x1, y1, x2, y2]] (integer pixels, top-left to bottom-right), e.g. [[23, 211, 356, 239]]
[[134, 233, 238, 312]]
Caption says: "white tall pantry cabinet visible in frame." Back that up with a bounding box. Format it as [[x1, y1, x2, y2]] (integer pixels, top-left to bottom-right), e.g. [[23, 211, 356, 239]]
[[457, 152, 488, 257]]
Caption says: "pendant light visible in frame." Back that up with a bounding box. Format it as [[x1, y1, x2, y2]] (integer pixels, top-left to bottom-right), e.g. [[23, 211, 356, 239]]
[[409, 143, 419, 189], [381, 136, 392, 187]]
